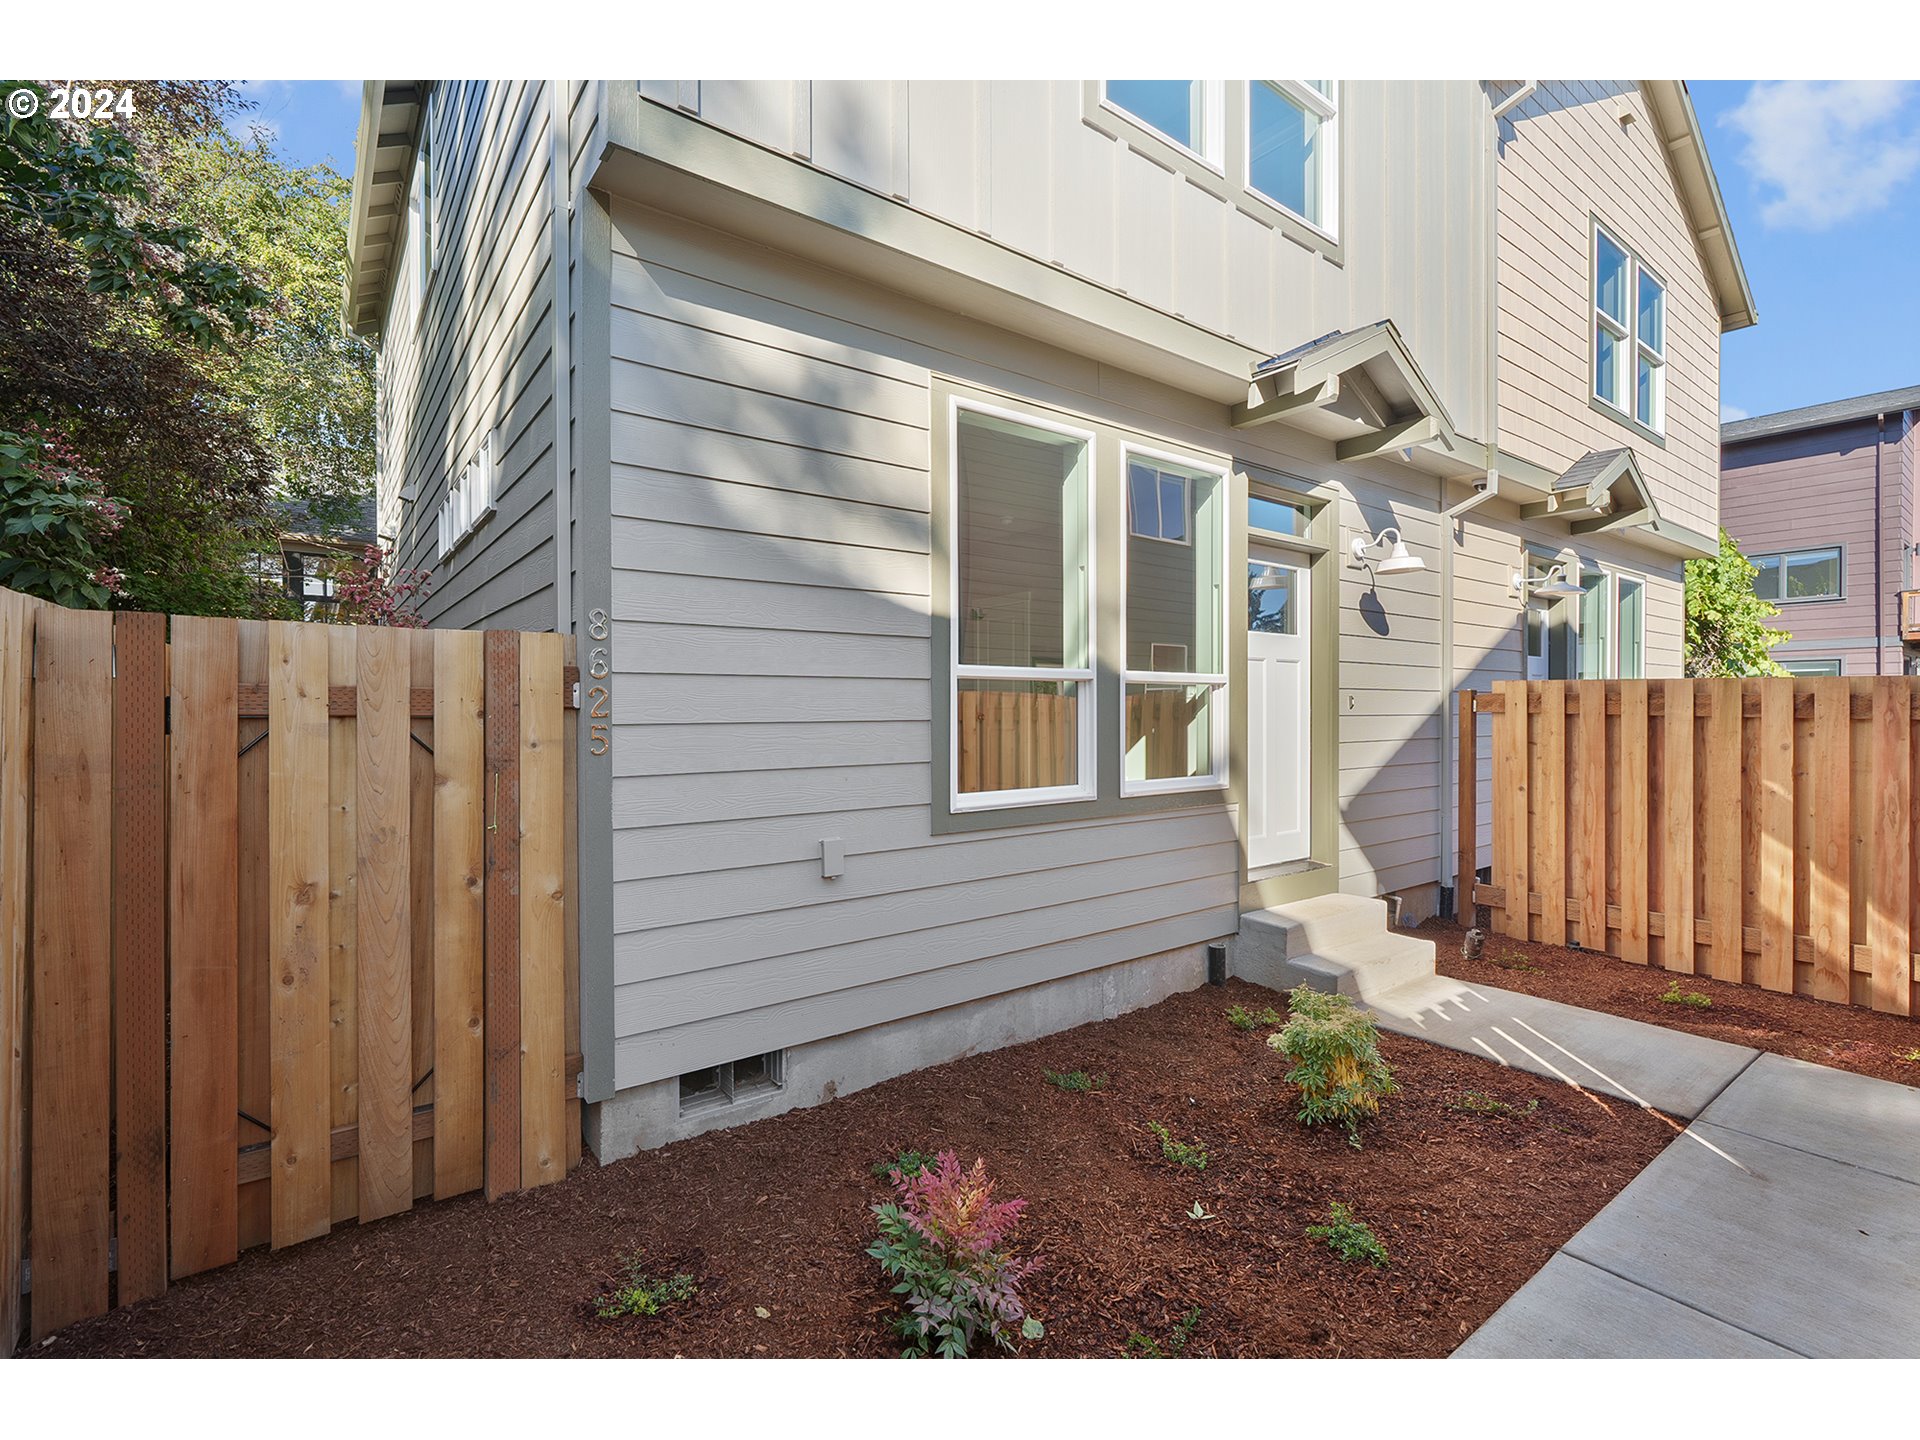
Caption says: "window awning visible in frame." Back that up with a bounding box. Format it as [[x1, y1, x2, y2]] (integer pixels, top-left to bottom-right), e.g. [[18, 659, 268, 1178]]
[[1519, 448, 1660, 534], [1231, 320, 1478, 478]]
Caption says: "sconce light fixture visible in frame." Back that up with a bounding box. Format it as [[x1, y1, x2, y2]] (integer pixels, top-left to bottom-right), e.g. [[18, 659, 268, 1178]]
[[1349, 526, 1425, 575], [1510, 564, 1584, 599]]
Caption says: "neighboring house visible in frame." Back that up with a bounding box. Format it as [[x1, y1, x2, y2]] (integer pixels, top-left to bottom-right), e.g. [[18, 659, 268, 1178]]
[[1720, 386, 1920, 676], [252, 496, 379, 619], [344, 80, 1753, 1156]]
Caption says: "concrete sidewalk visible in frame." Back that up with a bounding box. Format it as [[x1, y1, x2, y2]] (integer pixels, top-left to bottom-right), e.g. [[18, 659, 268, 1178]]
[[1409, 986, 1920, 1358]]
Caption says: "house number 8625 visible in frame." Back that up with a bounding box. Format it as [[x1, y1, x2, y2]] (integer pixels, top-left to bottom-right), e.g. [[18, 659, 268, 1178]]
[[586, 606, 612, 755]]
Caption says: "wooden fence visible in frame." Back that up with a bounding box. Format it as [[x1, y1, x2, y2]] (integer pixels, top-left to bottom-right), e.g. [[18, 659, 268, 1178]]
[[1457, 679, 1920, 1019], [0, 587, 581, 1353], [955, 686, 1206, 793]]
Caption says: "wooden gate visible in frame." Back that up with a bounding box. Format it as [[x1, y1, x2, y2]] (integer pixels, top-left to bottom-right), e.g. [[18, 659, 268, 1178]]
[[1456, 679, 1920, 1019], [0, 587, 581, 1352]]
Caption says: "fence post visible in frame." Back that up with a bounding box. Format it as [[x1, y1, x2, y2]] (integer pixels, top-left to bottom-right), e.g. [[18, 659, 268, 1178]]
[[1456, 689, 1476, 922]]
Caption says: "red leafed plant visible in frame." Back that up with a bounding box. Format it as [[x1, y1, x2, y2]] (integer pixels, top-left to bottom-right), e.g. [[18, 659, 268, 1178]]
[[324, 546, 432, 627], [866, 1149, 1044, 1357]]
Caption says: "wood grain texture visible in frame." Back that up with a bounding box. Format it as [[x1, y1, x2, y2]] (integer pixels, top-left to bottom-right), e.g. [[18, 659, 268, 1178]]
[[1574, 682, 1607, 951], [433, 630, 487, 1198], [1616, 684, 1649, 966], [326, 628, 359, 1223], [268, 621, 332, 1248], [1534, 680, 1566, 946], [1661, 679, 1695, 974], [519, 633, 567, 1190], [29, 605, 114, 1337], [1492, 681, 1528, 941], [235, 620, 271, 1251], [1870, 677, 1911, 1014], [1810, 682, 1852, 1003], [1755, 682, 1795, 993], [168, 617, 239, 1277], [484, 631, 522, 1200], [1706, 678, 1743, 982], [0, 592, 36, 1353], [111, 610, 168, 1304], [356, 627, 413, 1222], [409, 629, 436, 1201]]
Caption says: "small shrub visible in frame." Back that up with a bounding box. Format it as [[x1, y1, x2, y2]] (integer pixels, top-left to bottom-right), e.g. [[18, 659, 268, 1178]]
[[1659, 979, 1712, 1009], [1147, 1120, 1209, 1171], [1447, 1090, 1538, 1119], [867, 1150, 1043, 1358], [1044, 1069, 1106, 1092], [1489, 951, 1542, 974], [1307, 1203, 1389, 1268], [872, 1148, 937, 1180], [592, 1256, 698, 1320], [1127, 1305, 1203, 1358], [1269, 985, 1396, 1145], [1226, 1003, 1283, 1032]]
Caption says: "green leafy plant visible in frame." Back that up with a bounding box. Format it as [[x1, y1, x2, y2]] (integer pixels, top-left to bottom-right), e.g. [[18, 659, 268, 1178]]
[[1185, 1201, 1215, 1221], [1270, 985, 1397, 1145], [1307, 1203, 1389, 1268], [872, 1148, 937, 1181], [591, 1256, 697, 1320], [867, 1150, 1043, 1358], [1895, 1047, 1920, 1065], [1043, 1069, 1106, 1092], [1126, 1305, 1203, 1358], [1147, 1120, 1208, 1171], [1685, 528, 1790, 677], [1447, 1090, 1538, 1119], [1226, 1003, 1284, 1031], [1660, 979, 1712, 1009], [1488, 951, 1542, 974], [0, 431, 121, 607]]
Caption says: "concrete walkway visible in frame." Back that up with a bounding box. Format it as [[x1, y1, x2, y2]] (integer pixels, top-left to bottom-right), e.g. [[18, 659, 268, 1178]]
[[1366, 977, 1920, 1358]]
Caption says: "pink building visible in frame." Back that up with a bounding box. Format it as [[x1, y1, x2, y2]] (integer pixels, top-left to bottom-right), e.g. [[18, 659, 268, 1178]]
[[1720, 386, 1920, 676]]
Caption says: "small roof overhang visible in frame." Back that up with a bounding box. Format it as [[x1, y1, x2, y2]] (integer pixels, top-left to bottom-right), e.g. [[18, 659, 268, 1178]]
[[1518, 448, 1659, 531], [342, 80, 428, 338], [1231, 320, 1482, 480], [1639, 81, 1757, 334]]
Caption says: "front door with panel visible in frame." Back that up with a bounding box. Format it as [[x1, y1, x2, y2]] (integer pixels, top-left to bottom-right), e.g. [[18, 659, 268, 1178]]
[[1246, 547, 1311, 868]]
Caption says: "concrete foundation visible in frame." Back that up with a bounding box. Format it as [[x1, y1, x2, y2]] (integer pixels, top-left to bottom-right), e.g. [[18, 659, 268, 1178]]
[[585, 939, 1215, 1161]]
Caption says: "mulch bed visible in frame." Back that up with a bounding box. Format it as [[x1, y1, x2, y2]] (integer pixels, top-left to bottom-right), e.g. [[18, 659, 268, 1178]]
[[35, 979, 1671, 1359], [1421, 918, 1920, 1085]]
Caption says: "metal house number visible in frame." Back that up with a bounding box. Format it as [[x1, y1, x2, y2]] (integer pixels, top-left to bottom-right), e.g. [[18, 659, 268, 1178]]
[[586, 606, 612, 756]]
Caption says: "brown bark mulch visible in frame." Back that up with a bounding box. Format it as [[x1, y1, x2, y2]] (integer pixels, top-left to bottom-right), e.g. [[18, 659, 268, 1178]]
[[1421, 918, 1920, 1085], [34, 979, 1671, 1359]]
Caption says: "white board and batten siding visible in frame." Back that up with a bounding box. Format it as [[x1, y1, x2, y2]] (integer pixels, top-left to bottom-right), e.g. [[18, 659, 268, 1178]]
[[377, 80, 567, 633], [1494, 81, 1723, 537]]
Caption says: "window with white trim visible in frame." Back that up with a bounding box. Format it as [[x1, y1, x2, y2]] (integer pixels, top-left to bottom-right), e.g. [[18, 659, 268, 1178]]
[[1530, 553, 1647, 680], [1593, 223, 1666, 434], [1750, 546, 1842, 603], [1248, 81, 1338, 236], [1122, 446, 1227, 794], [436, 429, 496, 559], [951, 401, 1095, 808], [1781, 657, 1843, 677], [1101, 80, 1224, 167]]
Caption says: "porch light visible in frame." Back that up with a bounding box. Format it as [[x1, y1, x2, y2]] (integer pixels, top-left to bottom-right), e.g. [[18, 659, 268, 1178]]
[[1511, 564, 1583, 599], [1349, 526, 1425, 575]]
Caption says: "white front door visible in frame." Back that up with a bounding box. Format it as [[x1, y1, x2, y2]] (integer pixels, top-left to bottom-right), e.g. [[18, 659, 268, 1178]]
[[1246, 548, 1310, 868]]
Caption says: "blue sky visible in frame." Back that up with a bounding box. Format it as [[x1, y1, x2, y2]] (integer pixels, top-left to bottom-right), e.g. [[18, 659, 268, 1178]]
[[244, 78, 1917, 426]]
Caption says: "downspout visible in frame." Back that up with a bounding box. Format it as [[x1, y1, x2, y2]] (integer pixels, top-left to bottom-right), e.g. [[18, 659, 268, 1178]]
[[1874, 410, 1886, 673], [550, 81, 573, 636]]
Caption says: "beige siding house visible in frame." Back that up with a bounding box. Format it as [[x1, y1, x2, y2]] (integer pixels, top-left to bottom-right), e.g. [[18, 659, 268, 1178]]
[[347, 79, 1753, 1156]]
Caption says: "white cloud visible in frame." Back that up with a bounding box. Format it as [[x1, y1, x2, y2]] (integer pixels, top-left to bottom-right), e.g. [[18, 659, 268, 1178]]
[[1720, 404, 1750, 423], [1723, 81, 1920, 230]]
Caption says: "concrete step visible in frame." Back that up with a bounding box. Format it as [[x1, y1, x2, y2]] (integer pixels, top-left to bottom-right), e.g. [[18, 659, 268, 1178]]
[[1233, 894, 1436, 1004]]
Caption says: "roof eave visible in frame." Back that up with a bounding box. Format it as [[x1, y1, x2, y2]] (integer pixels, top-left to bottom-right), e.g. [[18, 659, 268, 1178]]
[[1640, 80, 1757, 334]]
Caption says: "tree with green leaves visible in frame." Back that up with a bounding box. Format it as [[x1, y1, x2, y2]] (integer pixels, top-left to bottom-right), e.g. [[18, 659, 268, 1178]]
[[1684, 527, 1790, 677]]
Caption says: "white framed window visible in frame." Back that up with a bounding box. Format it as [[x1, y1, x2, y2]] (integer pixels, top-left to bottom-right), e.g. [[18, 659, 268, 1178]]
[[435, 429, 496, 560], [1750, 545, 1842, 603], [950, 398, 1097, 812], [1247, 81, 1338, 238], [1528, 551, 1647, 680], [1120, 442, 1228, 796], [1127, 458, 1191, 545], [1781, 657, 1843, 677], [1593, 222, 1666, 436], [1100, 80, 1225, 169]]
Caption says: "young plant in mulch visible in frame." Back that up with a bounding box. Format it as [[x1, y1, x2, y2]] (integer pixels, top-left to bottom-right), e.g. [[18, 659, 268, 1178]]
[[1896, 1047, 1920, 1066], [1307, 1203, 1389, 1269], [1659, 979, 1712, 1009], [1126, 1305, 1203, 1358], [867, 1150, 1044, 1358], [1146, 1120, 1209, 1171], [1043, 1068, 1107, 1093], [1488, 951, 1543, 974], [1226, 1003, 1284, 1032], [1270, 985, 1396, 1148], [591, 1254, 699, 1320], [871, 1148, 937, 1180], [1447, 1090, 1538, 1120]]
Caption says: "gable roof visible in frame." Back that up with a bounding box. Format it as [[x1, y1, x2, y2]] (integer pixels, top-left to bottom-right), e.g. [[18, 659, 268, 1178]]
[[1638, 81, 1757, 333], [1722, 384, 1920, 444]]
